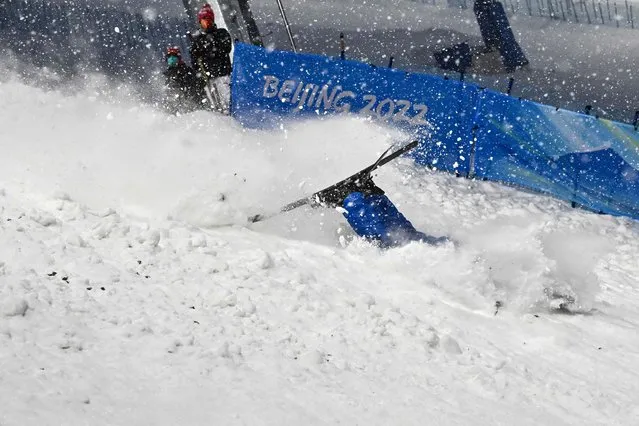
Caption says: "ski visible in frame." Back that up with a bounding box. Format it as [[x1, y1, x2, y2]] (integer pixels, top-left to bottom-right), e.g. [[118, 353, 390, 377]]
[[249, 140, 419, 223], [196, 58, 227, 114]]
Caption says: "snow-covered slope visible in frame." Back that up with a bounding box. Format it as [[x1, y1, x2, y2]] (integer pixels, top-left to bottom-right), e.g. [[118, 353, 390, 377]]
[[2, 77, 639, 425]]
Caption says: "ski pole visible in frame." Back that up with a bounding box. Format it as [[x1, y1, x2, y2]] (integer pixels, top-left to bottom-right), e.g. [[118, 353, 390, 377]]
[[197, 58, 223, 112]]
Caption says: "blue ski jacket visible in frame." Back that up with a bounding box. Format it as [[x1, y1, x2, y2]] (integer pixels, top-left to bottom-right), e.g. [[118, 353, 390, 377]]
[[341, 192, 447, 248]]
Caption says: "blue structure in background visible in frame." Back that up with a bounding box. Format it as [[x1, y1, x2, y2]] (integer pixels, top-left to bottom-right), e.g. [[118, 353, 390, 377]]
[[473, 90, 639, 217], [558, 149, 639, 216], [231, 43, 639, 221], [473, 0, 529, 71]]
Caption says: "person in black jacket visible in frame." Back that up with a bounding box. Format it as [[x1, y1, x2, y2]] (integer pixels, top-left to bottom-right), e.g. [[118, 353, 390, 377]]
[[188, 3, 232, 112], [163, 46, 206, 113]]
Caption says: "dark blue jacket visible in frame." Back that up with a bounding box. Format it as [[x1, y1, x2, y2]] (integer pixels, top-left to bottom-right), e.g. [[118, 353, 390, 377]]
[[341, 192, 447, 248]]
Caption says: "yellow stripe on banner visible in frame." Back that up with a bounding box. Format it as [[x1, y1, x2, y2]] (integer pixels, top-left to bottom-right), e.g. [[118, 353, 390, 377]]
[[600, 119, 639, 150]]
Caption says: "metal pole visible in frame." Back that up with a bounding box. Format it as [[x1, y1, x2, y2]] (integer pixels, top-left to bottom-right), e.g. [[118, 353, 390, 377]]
[[467, 124, 479, 179], [275, 0, 297, 52], [237, 0, 264, 46], [584, 1, 592, 23], [181, 0, 195, 23], [570, 0, 580, 21], [507, 76, 515, 94]]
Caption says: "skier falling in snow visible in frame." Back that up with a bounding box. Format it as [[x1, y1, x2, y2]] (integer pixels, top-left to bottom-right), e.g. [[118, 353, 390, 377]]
[[188, 3, 232, 113], [252, 142, 449, 249], [319, 173, 448, 249]]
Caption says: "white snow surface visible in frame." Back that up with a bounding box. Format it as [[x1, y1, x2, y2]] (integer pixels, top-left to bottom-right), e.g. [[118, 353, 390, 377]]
[[2, 77, 639, 425]]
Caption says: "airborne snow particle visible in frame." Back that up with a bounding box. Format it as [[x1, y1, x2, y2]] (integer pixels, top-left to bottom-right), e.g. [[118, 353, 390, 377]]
[[142, 8, 157, 21]]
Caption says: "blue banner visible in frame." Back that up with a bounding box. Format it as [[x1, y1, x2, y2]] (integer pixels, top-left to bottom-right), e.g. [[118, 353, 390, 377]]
[[230, 43, 639, 221], [230, 43, 478, 175], [473, 90, 639, 217]]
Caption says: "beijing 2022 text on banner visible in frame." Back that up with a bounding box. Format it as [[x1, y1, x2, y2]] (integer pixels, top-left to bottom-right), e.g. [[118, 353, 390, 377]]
[[230, 42, 479, 175]]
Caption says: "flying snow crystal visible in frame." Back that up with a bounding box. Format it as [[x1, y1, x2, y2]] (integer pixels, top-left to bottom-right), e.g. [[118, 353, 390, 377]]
[[143, 8, 157, 22], [114, 27, 120, 34]]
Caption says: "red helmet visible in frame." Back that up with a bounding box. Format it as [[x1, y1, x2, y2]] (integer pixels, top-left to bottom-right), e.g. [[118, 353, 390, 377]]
[[197, 4, 215, 23], [166, 46, 181, 58]]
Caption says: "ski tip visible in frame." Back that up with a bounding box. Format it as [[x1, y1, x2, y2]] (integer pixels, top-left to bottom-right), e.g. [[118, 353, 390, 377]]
[[386, 140, 419, 158], [404, 140, 419, 150]]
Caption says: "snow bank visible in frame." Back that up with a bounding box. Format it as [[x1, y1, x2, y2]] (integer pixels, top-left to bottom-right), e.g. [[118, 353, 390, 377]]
[[2, 77, 639, 425]]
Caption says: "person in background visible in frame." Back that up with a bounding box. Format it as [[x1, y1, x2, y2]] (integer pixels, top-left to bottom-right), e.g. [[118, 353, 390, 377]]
[[162, 46, 205, 113], [188, 3, 232, 112]]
